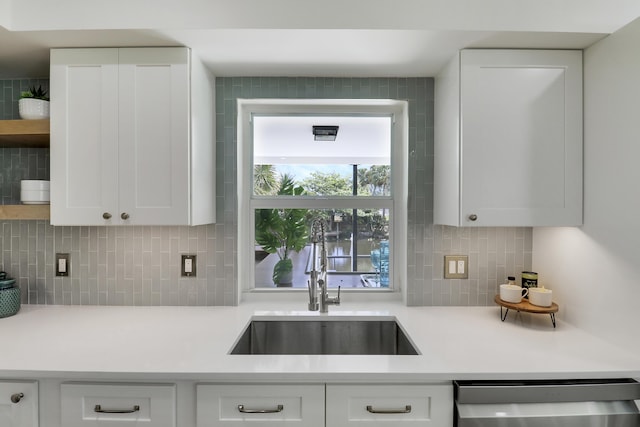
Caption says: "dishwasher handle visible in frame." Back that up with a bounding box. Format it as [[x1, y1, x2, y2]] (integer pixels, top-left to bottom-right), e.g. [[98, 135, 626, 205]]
[[455, 379, 640, 404]]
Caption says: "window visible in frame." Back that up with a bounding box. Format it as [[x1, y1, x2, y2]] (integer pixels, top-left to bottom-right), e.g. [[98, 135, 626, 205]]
[[238, 99, 408, 297]]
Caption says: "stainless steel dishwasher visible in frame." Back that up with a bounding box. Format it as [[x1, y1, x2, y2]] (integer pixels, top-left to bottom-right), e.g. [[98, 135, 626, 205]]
[[454, 378, 640, 426]]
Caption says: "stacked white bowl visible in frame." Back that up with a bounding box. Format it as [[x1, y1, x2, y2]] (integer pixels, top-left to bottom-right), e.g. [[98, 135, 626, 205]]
[[20, 180, 50, 204]]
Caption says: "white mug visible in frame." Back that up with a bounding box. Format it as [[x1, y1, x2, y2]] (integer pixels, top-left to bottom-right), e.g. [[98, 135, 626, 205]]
[[529, 287, 553, 307], [500, 284, 528, 303]]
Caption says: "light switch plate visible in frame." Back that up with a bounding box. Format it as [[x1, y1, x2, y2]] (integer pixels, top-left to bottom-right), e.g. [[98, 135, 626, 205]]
[[444, 255, 468, 279]]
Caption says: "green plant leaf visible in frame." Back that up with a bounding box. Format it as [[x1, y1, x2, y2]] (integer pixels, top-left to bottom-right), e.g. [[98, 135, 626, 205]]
[[254, 173, 310, 285]]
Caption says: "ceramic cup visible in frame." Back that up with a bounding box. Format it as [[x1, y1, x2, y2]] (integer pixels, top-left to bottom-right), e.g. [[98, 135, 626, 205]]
[[500, 284, 528, 303], [20, 180, 50, 204], [529, 287, 553, 307]]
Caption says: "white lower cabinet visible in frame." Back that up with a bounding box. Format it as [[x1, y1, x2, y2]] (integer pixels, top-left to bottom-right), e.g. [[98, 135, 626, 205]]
[[3, 379, 452, 427], [196, 383, 453, 427], [196, 384, 325, 427], [326, 384, 453, 427], [60, 382, 176, 427], [0, 381, 38, 427]]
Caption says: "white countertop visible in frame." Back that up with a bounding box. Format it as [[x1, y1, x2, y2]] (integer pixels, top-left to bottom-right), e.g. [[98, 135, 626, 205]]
[[1, 302, 638, 382]]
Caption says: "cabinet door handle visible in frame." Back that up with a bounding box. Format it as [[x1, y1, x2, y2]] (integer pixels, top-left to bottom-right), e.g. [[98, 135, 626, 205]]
[[94, 404, 140, 414], [121, 212, 130, 220], [10, 393, 24, 403], [366, 404, 412, 414], [237, 404, 284, 414], [102, 212, 112, 220], [468, 214, 478, 221]]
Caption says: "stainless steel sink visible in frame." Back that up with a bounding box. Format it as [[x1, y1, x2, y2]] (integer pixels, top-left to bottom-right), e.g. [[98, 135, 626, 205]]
[[230, 318, 419, 355]]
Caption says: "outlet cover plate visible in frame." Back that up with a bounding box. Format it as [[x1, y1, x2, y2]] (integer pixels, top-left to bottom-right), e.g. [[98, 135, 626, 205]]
[[55, 253, 70, 277], [181, 255, 196, 277]]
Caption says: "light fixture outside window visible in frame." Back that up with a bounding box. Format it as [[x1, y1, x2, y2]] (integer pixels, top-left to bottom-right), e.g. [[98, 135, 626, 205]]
[[312, 125, 339, 141]]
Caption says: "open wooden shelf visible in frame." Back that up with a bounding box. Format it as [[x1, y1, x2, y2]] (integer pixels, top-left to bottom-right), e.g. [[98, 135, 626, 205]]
[[0, 119, 50, 148], [0, 204, 50, 220], [0, 120, 51, 220]]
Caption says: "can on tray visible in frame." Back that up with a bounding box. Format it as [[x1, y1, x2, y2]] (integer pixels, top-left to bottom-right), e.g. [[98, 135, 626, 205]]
[[521, 271, 538, 298]]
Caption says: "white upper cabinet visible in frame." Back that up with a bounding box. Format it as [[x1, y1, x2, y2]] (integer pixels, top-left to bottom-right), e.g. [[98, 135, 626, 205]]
[[50, 47, 215, 226], [434, 49, 583, 227]]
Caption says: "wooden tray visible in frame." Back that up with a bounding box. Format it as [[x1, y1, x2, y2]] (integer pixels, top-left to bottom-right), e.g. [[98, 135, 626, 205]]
[[494, 295, 559, 327], [494, 295, 558, 313]]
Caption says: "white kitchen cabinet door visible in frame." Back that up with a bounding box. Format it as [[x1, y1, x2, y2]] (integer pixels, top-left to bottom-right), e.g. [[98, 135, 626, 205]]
[[50, 48, 119, 225], [326, 383, 453, 427], [0, 381, 38, 427], [434, 49, 583, 227], [50, 47, 215, 226], [61, 382, 176, 427], [117, 48, 190, 225], [196, 384, 325, 427]]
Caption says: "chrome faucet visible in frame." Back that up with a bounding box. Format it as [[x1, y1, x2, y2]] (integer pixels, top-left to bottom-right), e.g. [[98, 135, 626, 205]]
[[308, 218, 340, 312]]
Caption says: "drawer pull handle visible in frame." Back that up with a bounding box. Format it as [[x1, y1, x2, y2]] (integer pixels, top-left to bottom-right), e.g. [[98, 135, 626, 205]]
[[366, 405, 412, 414], [237, 404, 284, 414], [11, 393, 24, 403], [94, 404, 140, 414]]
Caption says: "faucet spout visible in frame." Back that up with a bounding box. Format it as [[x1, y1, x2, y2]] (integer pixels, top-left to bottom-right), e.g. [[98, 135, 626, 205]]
[[308, 218, 340, 312]]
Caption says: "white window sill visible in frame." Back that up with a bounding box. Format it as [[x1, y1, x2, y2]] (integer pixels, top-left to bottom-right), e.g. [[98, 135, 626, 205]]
[[240, 287, 402, 305]]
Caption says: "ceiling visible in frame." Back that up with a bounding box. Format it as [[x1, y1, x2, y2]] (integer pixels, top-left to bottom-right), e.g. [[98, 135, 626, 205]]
[[1, 0, 639, 79]]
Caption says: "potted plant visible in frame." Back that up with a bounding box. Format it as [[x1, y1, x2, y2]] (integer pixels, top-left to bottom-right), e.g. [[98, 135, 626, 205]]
[[255, 174, 309, 286], [19, 85, 50, 120]]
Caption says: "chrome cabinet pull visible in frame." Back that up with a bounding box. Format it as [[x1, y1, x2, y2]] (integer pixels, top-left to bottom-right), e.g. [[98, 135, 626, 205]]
[[366, 404, 412, 414], [468, 214, 478, 221], [102, 212, 112, 220], [94, 404, 140, 414], [10, 393, 24, 403], [237, 404, 284, 414], [121, 212, 130, 220]]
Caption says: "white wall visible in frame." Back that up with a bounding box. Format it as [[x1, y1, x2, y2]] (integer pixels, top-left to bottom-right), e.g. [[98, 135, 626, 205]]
[[533, 17, 640, 352], [0, 0, 10, 28]]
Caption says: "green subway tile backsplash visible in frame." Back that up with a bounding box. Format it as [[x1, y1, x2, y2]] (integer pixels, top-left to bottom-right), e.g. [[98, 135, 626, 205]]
[[0, 77, 532, 306]]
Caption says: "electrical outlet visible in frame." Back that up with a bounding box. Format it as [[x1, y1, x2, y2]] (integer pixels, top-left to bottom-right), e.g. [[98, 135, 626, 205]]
[[182, 255, 196, 277], [444, 255, 468, 279], [56, 253, 70, 277]]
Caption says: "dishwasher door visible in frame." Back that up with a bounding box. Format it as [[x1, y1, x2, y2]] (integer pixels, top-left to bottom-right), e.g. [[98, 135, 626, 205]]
[[454, 378, 640, 427]]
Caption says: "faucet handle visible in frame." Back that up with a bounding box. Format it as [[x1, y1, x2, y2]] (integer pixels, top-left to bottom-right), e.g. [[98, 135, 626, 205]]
[[328, 286, 341, 306]]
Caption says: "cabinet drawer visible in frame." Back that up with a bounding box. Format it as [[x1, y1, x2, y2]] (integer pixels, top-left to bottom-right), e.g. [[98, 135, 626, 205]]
[[326, 384, 453, 427], [197, 384, 324, 427], [0, 380, 38, 427], [61, 382, 176, 427]]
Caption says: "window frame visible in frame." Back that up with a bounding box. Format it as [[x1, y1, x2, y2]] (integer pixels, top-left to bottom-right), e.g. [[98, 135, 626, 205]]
[[237, 99, 408, 303]]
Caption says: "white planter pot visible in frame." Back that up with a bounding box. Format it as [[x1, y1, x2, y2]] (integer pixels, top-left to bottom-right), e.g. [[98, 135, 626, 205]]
[[19, 98, 50, 120]]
